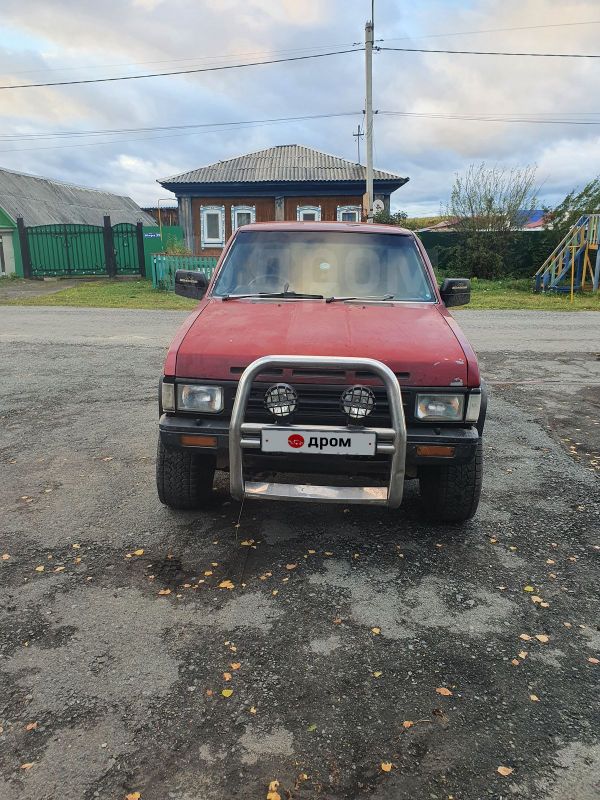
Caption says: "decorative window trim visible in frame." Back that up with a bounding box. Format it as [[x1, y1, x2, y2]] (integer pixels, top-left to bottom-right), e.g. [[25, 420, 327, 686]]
[[231, 204, 256, 231], [297, 205, 322, 221], [200, 205, 225, 248], [337, 205, 361, 222]]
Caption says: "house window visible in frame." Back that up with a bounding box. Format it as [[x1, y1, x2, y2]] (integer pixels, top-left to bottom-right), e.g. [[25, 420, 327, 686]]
[[200, 205, 225, 248], [231, 205, 256, 231], [337, 205, 361, 222], [297, 205, 321, 221]]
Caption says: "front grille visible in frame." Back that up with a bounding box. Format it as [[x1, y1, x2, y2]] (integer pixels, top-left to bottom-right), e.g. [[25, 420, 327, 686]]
[[245, 383, 410, 427]]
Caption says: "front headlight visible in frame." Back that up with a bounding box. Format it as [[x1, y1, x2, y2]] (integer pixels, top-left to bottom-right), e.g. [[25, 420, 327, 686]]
[[416, 393, 464, 421], [177, 384, 224, 413]]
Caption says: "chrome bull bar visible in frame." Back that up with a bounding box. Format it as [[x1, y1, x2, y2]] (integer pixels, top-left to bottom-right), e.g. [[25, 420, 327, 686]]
[[229, 355, 407, 507]]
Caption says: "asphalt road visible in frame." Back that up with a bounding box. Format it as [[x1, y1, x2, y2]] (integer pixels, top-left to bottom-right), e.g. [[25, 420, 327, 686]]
[[1, 307, 599, 800]]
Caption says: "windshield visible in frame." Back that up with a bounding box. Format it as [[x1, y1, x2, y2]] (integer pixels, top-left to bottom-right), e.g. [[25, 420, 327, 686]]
[[212, 230, 435, 302]]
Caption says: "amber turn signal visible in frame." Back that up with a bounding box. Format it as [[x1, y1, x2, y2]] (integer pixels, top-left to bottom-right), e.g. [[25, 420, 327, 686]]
[[180, 434, 217, 448], [416, 445, 455, 458]]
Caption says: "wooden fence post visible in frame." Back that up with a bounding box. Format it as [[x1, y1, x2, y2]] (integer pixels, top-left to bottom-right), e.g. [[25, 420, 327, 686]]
[[17, 218, 33, 278], [103, 216, 116, 277], [136, 222, 146, 277]]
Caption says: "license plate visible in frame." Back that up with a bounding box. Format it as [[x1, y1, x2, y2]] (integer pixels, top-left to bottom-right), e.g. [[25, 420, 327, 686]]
[[261, 428, 376, 456]]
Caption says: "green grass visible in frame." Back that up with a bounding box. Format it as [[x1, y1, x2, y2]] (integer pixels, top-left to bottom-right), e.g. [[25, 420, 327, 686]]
[[0, 279, 197, 310], [1, 277, 598, 311]]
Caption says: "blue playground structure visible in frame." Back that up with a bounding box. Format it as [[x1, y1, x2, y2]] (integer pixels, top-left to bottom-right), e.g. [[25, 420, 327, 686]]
[[534, 214, 600, 298]]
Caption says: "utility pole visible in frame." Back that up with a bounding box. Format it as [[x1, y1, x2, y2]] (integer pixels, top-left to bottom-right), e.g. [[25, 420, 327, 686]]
[[353, 124, 364, 164], [364, 2, 375, 222]]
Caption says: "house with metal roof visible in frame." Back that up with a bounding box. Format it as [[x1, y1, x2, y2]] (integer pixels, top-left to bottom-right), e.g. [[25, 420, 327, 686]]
[[158, 144, 408, 255], [0, 166, 154, 276]]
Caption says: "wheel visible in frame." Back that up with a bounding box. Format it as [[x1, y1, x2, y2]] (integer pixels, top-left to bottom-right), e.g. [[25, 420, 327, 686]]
[[418, 439, 483, 523], [156, 438, 215, 510]]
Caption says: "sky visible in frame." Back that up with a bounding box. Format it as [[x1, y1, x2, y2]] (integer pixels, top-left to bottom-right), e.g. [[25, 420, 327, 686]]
[[1, 0, 599, 215]]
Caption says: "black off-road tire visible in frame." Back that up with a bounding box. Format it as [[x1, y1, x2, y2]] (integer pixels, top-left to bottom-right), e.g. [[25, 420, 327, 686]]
[[418, 439, 483, 523], [156, 438, 215, 510]]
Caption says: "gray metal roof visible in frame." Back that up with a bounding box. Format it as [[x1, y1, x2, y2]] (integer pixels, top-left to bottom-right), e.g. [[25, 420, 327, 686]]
[[159, 145, 408, 186], [0, 167, 155, 226]]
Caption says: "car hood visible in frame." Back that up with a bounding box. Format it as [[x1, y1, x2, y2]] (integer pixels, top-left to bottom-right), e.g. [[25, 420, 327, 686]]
[[175, 299, 471, 386]]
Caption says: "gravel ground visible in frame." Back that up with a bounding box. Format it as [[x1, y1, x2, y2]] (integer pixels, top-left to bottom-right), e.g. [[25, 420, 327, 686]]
[[0, 307, 599, 800]]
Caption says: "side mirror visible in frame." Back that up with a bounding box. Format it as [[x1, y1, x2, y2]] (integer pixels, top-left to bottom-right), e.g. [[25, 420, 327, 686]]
[[440, 278, 471, 308], [174, 270, 208, 300]]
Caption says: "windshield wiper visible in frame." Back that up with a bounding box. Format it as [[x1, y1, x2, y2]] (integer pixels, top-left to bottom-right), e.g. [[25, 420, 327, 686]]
[[221, 290, 325, 301], [325, 294, 395, 303]]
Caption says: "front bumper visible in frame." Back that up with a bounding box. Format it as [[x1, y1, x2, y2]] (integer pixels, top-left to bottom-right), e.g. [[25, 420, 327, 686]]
[[159, 356, 481, 508]]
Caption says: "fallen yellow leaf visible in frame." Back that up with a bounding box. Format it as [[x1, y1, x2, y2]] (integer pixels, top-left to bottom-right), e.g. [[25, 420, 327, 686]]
[[497, 766, 513, 777], [540, 602, 550, 608], [125, 794, 141, 800], [371, 627, 381, 635], [307, 549, 316, 554], [133, 549, 144, 556], [54, 566, 65, 573], [72, 543, 81, 549], [240, 539, 255, 546], [204, 570, 213, 576], [34, 566, 44, 572], [266, 780, 281, 800], [272, 589, 278, 596], [523, 585, 534, 593], [25, 722, 38, 731], [588, 657, 599, 665], [511, 659, 520, 666], [535, 634, 549, 643], [1, 554, 9, 561], [546, 559, 555, 565], [529, 694, 540, 702], [218, 580, 235, 590], [206, 689, 213, 697], [223, 672, 232, 681], [489, 537, 498, 544], [333, 617, 342, 624], [211, 562, 218, 567], [231, 662, 241, 670], [563, 622, 572, 628], [518, 651, 528, 659], [435, 687, 453, 696], [324, 551, 333, 556], [380, 762, 393, 772], [221, 688, 233, 698], [20, 763, 34, 770], [158, 589, 171, 596], [402, 720, 414, 728], [249, 706, 257, 714], [285, 563, 297, 570], [531, 596, 543, 604], [373, 671, 383, 678], [519, 634, 532, 641]]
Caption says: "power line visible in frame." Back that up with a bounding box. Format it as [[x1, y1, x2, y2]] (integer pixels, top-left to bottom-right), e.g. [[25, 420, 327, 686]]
[[380, 111, 600, 124], [0, 48, 362, 90], [0, 111, 362, 153], [380, 46, 600, 58], [381, 19, 600, 43]]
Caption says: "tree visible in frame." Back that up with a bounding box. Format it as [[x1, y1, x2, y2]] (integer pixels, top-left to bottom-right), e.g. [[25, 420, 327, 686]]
[[449, 163, 538, 233], [446, 163, 539, 278], [546, 176, 600, 239]]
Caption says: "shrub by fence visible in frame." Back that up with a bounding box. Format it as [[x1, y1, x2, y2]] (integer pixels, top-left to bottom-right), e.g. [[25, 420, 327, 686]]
[[418, 230, 560, 279], [151, 254, 218, 291]]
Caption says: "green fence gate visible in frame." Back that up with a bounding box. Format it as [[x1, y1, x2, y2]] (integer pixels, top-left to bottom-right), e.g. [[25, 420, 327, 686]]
[[17, 218, 146, 278]]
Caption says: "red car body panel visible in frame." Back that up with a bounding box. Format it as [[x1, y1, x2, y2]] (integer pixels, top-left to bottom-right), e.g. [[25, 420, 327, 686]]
[[163, 222, 480, 388]]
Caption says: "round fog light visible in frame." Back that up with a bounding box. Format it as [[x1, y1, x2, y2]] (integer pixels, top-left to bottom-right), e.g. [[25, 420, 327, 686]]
[[341, 385, 376, 420], [264, 383, 298, 418]]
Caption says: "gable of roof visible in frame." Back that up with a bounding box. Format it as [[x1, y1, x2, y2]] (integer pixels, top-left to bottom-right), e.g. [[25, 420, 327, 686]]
[[0, 167, 155, 226], [159, 144, 408, 187]]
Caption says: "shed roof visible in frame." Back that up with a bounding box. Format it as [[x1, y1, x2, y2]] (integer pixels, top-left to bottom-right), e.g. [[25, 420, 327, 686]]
[[0, 167, 155, 226], [159, 144, 408, 187]]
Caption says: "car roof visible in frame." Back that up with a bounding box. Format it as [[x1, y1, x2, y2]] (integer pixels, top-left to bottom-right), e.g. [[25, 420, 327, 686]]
[[236, 221, 414, 236]]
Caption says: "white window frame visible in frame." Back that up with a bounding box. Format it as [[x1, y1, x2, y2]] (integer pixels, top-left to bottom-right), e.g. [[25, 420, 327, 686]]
[[231, 204, 256, 231], [337, 205, 361, 222], [297, 205, 321, 221], [200, 205, 225, 248]]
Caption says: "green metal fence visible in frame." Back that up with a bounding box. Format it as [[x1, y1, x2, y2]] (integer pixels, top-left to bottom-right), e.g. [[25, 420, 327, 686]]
[[152, 254, 218, 291]]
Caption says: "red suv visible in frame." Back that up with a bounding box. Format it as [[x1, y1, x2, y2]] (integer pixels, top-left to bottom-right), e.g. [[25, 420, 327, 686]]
[[157, 222, 486, 522]]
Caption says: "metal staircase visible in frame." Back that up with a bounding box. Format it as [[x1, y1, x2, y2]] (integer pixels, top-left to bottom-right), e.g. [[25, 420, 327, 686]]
[[534, 214, 600, 295]]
